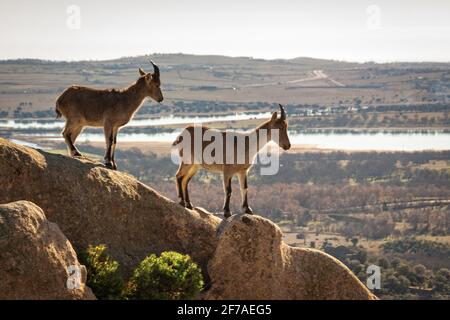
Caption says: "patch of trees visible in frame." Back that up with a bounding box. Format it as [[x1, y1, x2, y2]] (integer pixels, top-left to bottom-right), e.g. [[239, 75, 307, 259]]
[[382, 238, 450, 257], [10, 107, 56, 118], [256, 151, 450, 187], [324, 242, 450, 299], [288, 112, 450, 129], [364, 103, 450, 113]]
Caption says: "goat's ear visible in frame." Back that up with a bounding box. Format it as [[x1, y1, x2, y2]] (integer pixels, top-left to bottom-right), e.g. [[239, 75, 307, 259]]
[[138, 68, 146, 76], [271, 111, 278, 122]]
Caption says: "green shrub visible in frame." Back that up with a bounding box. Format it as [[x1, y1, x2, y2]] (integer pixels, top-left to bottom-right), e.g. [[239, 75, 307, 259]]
[[434, 268, 450, 293], [79, 244, 124, 300], [125, 251, 204, 300]]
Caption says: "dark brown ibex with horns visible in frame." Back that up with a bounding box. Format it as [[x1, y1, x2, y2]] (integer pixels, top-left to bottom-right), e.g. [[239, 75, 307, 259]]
[[173, 104, 291, 217], [55, 61, 163, 170]]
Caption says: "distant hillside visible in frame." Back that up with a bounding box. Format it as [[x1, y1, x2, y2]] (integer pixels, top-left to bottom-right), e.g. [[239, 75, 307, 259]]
[[0, 53, 448, 114]]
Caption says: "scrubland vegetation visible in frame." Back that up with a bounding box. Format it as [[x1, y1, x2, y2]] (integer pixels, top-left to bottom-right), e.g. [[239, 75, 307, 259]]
[[325, 239, 450, 299], [79, 245, 203, 300], [75, 146, 449, 300]]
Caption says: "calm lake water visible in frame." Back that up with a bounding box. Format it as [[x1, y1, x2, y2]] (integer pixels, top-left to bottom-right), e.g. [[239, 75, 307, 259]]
[[17, 130, 450, 151], [2, 113, 450, 151], [0, 112, 272, 129]]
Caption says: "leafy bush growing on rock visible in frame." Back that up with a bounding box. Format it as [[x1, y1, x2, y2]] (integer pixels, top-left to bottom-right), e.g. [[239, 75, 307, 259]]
[[79, 245, 124, 300], [125, 251, 204, 300]]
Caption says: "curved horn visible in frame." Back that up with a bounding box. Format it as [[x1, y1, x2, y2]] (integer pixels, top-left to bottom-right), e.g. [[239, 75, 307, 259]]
[[150, 60, 160, 77], [279, 104, 286, 120]]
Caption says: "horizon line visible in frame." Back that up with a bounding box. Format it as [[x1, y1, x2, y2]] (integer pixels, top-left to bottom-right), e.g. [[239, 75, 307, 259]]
[[0, 53, 449, 65]]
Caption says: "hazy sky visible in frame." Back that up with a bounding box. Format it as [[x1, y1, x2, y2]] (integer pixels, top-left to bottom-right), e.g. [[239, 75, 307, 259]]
[[0, 0, 449, 62]]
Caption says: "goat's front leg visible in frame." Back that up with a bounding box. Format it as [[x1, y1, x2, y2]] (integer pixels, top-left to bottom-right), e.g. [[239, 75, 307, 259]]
[[176, 175, 184, 206], [103, 123, 115, 169], [222, 172, 233, 218], [237, 171, 253, 214], [176, 163, 188, 207]]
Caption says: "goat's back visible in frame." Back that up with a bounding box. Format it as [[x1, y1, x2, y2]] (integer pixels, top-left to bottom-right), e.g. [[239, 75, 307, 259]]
[[56, 86, 125, 123], [174, 125, 255, 170]]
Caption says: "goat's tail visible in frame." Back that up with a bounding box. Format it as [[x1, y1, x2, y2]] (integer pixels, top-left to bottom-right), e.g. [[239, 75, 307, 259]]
[[55, 97, 62, 119], [172, 134, 183, 147], [55, 105, 62, 119]]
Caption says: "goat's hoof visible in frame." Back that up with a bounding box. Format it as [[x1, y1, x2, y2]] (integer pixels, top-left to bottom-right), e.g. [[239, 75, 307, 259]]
[[178, 200, 185, 207], [104, 162, 114, 169], [185, 202, 194, 209], [224, 211, 232, 218], [112, 163, 118, 170], [243, 207, 253, 214], [72, 151, 82, 157]]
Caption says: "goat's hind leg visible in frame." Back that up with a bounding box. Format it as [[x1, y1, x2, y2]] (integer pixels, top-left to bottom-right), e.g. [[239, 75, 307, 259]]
[[222, 172, 233, 218], [110, 126, 119, 170], [237, 171, 253, 214], [103, 123, 115, 169], [70, 125, 84, 157], [182, 167, 198, 209], [62, 122, 83, 157]]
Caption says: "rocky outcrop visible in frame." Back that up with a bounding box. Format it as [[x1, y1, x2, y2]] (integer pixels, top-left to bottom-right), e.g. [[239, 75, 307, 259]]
[[0, 201, 95, 299], [206, 214, 376, 300], [0, 137, 220, 275], [0, 138, 376, 300]]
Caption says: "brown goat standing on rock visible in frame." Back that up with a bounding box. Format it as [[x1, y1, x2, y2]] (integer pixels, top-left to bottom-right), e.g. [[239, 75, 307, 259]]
[[55, 61, 163, 170], [173, 104, 291, 217]]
